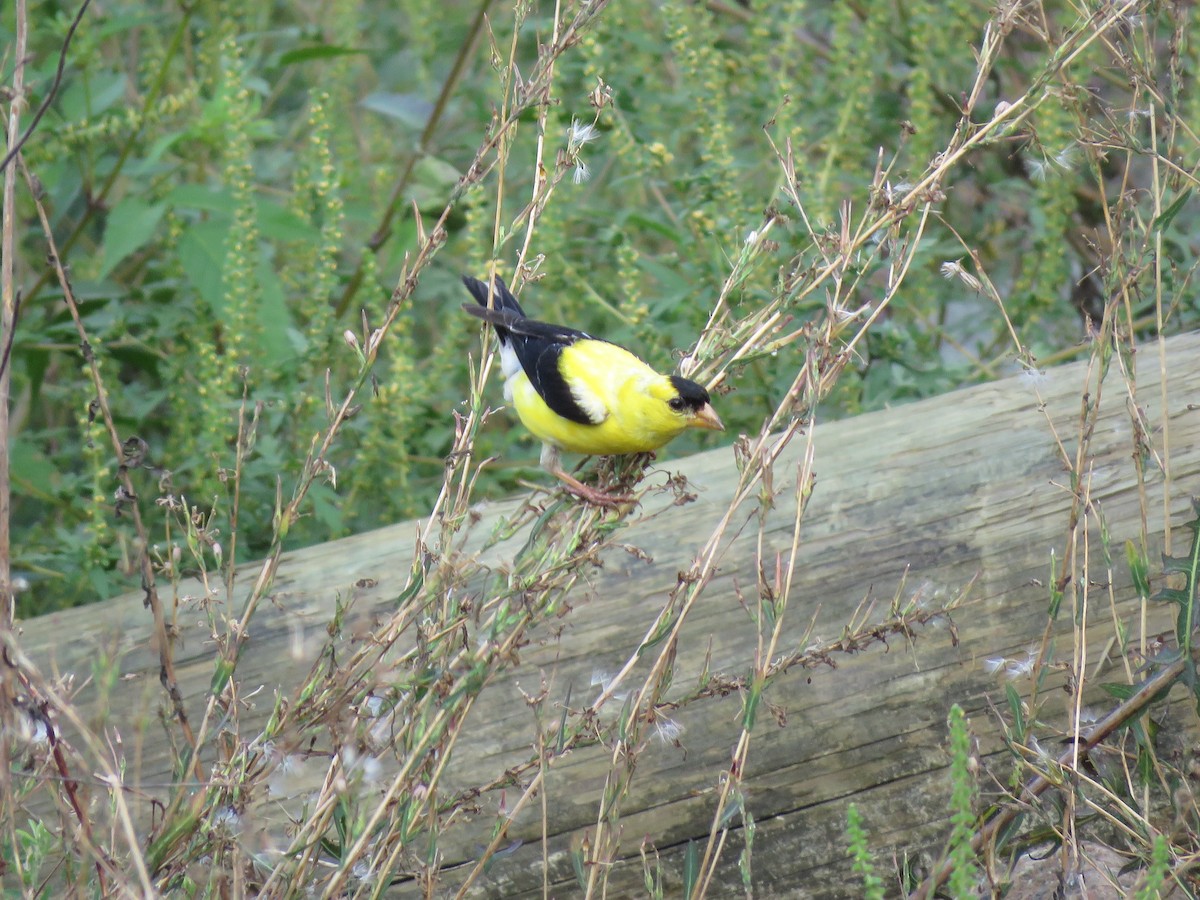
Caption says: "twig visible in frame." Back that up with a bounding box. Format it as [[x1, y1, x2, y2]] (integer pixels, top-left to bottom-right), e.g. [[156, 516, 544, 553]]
[[17, 156, 198, 758], [0, 0, 92, 180], [0, 3, 30, 874], [0, 0, 29, 634], [1, 631, 157, 895]]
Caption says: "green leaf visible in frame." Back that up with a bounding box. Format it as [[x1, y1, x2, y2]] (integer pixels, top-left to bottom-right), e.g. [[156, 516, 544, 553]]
[[58, 71, 128, 122], [1047, 555, 1063, 619], [1153, 188, 1192, 231], [623, 213, 683, 242], [1005, 683, 1025, 740], [308, 483, 346, 537], [10, 437, 60, 499], [278, 44, 366, 65], [167, 183, 237, 213], [100, 197, 167, 278], [742, 677, 762, 731], [637, 614, 676, 655], [994, 811, 1025, 851], [254, 255, 302, 364], [1126, 540, 1150, 598], [210, 658, 235, 694], [177, 220, 230, 314], [718, 794, 743, 828], [571, 843, 587, 890], [361, 91, 433, 129], [1161, 552, 1193, 576], [1099, 682, 1136, 701], [169, 186, 316, 242], [257, 200, 320, 243], [1153, 587, 1189, 605], [682, 839, 699, 899], [408, 156, 463, 210], [129, 130, 187, 176], [1135, 740, 1154, 786], [638, 255, 695, 297]]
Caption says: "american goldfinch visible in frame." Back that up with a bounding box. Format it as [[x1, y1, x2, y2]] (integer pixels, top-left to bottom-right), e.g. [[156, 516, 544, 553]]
[[463, 274, 724, 505]]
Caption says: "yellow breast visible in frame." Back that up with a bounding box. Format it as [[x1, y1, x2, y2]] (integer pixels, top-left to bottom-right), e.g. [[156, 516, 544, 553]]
[[506, 341, 693, 456]]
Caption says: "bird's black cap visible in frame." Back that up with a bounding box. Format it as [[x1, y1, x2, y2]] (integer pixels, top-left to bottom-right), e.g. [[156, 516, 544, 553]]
[[668, 375, 712, 413]]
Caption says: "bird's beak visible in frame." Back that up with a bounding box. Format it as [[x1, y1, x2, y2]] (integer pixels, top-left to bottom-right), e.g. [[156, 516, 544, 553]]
[[691, 403, 725, 432]]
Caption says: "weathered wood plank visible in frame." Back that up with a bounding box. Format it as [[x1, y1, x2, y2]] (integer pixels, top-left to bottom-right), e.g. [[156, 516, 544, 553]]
[[17, 332, 1200, 896]]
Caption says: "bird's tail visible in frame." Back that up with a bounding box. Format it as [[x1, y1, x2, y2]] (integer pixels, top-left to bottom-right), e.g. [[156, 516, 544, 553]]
[[462, 275, 525, 314], [461, 275, 528, 344]]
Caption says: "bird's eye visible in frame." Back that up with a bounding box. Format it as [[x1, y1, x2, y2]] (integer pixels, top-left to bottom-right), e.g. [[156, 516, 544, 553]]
[[668, 397, 686, 412]]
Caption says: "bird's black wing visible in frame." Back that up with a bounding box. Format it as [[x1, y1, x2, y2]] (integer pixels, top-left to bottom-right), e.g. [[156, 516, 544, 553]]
[[462, 275, 601, 426]]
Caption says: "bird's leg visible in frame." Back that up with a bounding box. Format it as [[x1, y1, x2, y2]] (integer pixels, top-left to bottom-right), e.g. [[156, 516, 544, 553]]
[[540, 444, 633, 507]]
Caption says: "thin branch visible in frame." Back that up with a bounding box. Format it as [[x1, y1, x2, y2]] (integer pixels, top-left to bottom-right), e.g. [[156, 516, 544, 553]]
[[333, 0, 497, 318], [0, 0, 29, 890], [0, 0, 92, 179], [17, 155, 198, 760]]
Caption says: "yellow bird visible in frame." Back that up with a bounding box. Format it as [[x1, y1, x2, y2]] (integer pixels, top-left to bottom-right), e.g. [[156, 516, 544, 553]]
[[463, 274, 724, 505]]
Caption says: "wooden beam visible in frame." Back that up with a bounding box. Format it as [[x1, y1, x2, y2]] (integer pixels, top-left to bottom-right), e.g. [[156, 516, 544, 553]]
[[16, 332, 1200, 895]]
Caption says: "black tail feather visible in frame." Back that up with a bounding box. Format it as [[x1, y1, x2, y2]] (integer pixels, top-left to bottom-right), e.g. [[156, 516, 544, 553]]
[[462, 274, 528, 344], [458, 273, 605, 427], [462, 275, 527, 318]]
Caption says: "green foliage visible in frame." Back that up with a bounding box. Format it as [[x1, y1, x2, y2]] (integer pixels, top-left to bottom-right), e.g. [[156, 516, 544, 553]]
[[6, 1, 1200, 632], [737, 807, 756, 892], [681, 838, 699, 898], [1136, 833, 1170, 900], [1155, 498, 1200, 659], [845, 803, 885, 900], [946, 704, 978, 896], [905, 0, 974, 168]]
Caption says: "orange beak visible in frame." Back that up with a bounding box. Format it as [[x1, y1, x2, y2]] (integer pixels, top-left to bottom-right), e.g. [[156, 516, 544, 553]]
[[691, 403, 725, 432]]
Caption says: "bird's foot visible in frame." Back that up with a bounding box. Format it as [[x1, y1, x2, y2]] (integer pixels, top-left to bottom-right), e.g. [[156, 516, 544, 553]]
[[552, 468, 635, 508]]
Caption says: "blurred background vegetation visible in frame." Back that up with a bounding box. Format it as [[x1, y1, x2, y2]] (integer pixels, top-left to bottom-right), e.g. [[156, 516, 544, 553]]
[[5, 0, 1198, 614]]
